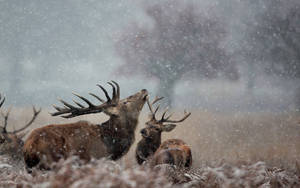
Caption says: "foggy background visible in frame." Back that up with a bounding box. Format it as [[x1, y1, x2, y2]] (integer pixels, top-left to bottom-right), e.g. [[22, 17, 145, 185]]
[[0, 0, 299, 113]]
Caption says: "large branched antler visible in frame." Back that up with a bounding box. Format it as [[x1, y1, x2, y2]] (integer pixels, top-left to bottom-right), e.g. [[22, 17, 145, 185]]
[[146, 96, 191, 124], [51, 81, 120, 118]]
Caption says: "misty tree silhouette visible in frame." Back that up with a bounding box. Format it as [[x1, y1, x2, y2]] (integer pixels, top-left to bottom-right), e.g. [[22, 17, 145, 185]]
[[245, 0, 300, 107], [116, 1, 239, 106]]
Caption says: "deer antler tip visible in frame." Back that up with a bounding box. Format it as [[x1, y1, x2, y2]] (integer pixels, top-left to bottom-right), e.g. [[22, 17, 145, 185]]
[[72, 92, 80, 96]]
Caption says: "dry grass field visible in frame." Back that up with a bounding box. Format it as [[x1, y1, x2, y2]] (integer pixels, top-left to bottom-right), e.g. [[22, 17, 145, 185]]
[[1, 107, 300, 187]]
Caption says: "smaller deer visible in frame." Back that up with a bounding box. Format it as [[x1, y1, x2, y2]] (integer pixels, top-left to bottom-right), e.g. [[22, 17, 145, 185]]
[[0, 94, 41, 160], [136, 96, 192, 169]]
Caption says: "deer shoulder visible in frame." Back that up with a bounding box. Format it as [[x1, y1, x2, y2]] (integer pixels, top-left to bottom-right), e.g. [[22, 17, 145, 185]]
[[23, 81, 148, 170], [136, 96, 192, 169]]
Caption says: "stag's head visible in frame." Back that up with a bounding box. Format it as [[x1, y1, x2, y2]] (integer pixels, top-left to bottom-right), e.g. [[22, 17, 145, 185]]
[[140, 96, 191, 141], [118, 89, 148, 119], [51, 81, 148, 121], [0, 94, 41, 156]]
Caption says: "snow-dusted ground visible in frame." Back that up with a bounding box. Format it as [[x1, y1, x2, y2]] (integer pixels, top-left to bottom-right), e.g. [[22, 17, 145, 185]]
[[0, 156, 299, 188]]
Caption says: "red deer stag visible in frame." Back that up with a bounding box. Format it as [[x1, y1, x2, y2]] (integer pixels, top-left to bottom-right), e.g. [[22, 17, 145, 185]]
[[136, 96, 192, 169], [0, 94, 41, 160], [23, 81, 148, 169]]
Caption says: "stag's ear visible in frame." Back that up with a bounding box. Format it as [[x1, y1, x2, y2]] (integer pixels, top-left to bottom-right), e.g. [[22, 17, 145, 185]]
[[161, 124, 176, 132]]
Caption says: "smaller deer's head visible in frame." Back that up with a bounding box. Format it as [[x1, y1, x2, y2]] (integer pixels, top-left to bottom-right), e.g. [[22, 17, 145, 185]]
[[140, 96, 191, 141], [0, 94, 41, 156], [51, 81, 148, 121]]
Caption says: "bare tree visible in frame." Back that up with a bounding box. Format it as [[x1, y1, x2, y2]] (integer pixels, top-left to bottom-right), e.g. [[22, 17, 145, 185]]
[[116, 2, 239, 105]]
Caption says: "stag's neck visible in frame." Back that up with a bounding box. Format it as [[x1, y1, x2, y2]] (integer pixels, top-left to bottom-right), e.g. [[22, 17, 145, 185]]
[[136, 137, 161, 164], [99, 115, 139, 160], [104, 115, 139, 134]]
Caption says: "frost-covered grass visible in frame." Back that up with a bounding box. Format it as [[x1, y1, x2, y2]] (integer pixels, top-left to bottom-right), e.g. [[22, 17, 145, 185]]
[[0, 157, 299, 187], [0, 108, 299, 187], [0, 156, 171, 188]]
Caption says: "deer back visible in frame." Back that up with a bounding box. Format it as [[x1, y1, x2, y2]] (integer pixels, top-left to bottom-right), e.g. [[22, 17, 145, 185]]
[[23, 121, 108, 169], [151, 139, 192, 168]]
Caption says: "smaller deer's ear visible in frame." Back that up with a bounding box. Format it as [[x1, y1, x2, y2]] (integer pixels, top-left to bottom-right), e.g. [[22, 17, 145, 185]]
[[162, 124, 176, 132]]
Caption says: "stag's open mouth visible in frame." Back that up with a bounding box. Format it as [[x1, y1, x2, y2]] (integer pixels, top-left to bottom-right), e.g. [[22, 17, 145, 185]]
[[143, 94, 148, 100], [141, 89, 148, 100]]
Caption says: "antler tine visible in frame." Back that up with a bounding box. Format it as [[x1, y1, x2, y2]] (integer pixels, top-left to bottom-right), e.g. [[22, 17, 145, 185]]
[[165, 112, 174, 121], [1, 107, 11, 133], [72, 92, 95, 107], [160, 107, 169, 122], [97, 84, 111, 102], [111, 80, 120, 100], [107, 82, 117, 101], [11, 106, 41, 134], [152, 96, 164, 105], [51, 101, 76, 116], [59, 98, 78, 109], [146, 96, 154, 117], [72, 100, 85, 108], [162, 110, 191, 123], [52, 105, 65, 113], [0, 94, 5, 108], [146, 96, 163, 120], [89, 93, 105, 103], [154, 105, 160, 114]]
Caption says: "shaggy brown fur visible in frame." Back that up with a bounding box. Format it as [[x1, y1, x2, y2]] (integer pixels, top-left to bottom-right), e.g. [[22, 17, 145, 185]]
[[136, 97, 192, 168], [23, 83, 148, 169]]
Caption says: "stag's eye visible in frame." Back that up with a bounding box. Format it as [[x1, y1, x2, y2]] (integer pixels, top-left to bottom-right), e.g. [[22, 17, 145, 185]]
[[123, 102, 128, 104]]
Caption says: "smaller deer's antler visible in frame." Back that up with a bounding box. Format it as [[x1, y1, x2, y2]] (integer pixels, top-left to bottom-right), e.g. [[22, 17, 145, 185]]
[[146, 96, 191, 124], [146, 96, 164, 120], [160, 110, 191, 124]]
